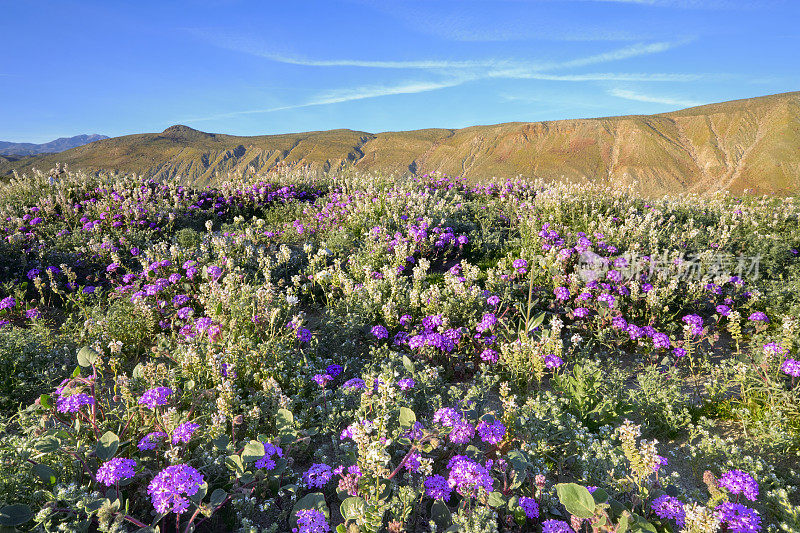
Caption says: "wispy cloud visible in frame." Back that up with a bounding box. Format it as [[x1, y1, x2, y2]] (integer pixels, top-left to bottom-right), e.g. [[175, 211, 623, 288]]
[[193, 28, 689, 74], [491, 71, 713, 82], [550, 40, 689, 69], [609, 88, 704, 107], [186, 79, 467, 122]]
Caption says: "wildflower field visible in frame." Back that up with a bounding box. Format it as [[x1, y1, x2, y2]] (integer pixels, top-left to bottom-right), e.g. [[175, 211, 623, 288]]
[[0, 167, 798, 533]]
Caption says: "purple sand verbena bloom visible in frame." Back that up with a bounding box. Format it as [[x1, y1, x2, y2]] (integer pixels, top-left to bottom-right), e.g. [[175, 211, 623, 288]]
[[138, 387, 174, 410], [476, 420, 506, 444], [171, 422, 200, 444], [651, 495, 686, 527], [719, 470, 758, 502], [518, 496, 539, 519], [303, 463, 333, 488], [748, 312, 768, 322], [297, 328, 313, 342], [255, 442, 283, 470], [371, 325, 388, 339], [56, 393, 94, 413], [96, 458, 137, 486], [325, 364, 343, 378], [138, 431, 168, 451], [544, 354, 564, 369], [719, 470, 759, 501], [398, 377, 415, 391], [715, 502, 762, 533], [424, 474, 452, 500], [542, 520, 573, 533], [780, 358, 800, 377], [293, 509, 330, 533], [447, 455, 493, 497], [147, 464, 204, 515]]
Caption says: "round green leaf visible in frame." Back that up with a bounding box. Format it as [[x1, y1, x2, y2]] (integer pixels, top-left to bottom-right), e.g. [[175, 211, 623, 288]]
[[555, 482, 596, 519], [0, 504, 33, 526]]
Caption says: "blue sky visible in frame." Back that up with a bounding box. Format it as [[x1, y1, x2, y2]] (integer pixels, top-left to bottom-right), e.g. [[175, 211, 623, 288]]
[[2, 0, 798, 143]]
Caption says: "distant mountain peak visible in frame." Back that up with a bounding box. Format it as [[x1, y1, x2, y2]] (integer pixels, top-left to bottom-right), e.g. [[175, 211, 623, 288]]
[[0, 134, 109, 157], [162, 125, 202, 135]]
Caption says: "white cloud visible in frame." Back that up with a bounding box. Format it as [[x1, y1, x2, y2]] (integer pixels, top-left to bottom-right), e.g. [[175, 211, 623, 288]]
[[609, 88, 704, 107], [491, 71, 710, 81], [186, 79, 468, 122]]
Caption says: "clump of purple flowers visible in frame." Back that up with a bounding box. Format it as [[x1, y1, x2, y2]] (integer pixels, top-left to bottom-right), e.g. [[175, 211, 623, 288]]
[[682, 314, 704, 336], [96, 458, 137, 486], [171, 422, 200, 444], [544, 353, 564, 369], [56, 393, 94, 413], [371, 325, 388, 339], [138, 387, 174, 410], [138, 431, 168, 451], [147, 464, 204, 514], [293, 509, 330, 533], [542, 519, 572, 533], [255, 442, 283, 470], [476, 419, 506, 444], [398, 377, 415, 391], [748, 312, 768, 323], [434, 407, 475, 444], [424, 474, 452, 501], [781, 358, 800, 377], [512, 258, 528, 274], [297, 328, 313, 343], [715, 502, 762, 533], [303, 463, 333, 488], [718, 470, 759, 501], [651, 495, 686, 527], [554, 286, 570, 301], [447, 455, 493, 497], [518, 496, 539, 519]]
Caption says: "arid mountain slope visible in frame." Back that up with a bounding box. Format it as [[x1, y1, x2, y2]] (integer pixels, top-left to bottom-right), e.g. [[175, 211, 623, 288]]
[[3, 92, 799, 195]]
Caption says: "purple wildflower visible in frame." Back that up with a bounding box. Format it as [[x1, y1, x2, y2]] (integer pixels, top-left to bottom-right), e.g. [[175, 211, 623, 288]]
[[542, 520, 573, 533], [715, 502, 762, 533], [297, 328, 313, 342], [171, 422, 200, 444], [447, 455, 493, 497], [719, 470, 759, 501], [56, 393, 94, 413], [480, 348, 499, 363], [293, 509, 330, 533], [303, 463, 333, 488], [96, 458, 137, 486], [371, 325, 388, 339], [518, 496, 539, 519], [476, 420, 506, 444], [424, 474, 452, 500], [138, 431, 168, 451], [398, 378, 415, 391], [325, 364, 343, 378], [544, 354, 564, 369], [138, 387, 174, 410], [748, 312, 768, 322], [651, 495, 685, 527], [342, 378, 365, 391], [147, 464, 204, 515], [255, 442, 283, 470], [652, 332, 671, 350], [781, 358, 800, 377], [554, 286, 570, 301]]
